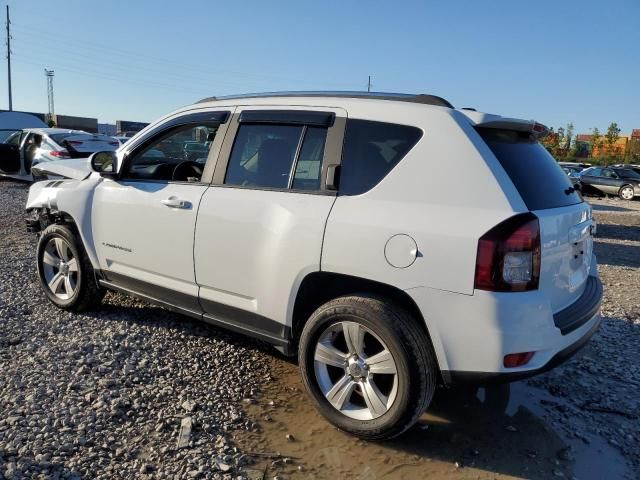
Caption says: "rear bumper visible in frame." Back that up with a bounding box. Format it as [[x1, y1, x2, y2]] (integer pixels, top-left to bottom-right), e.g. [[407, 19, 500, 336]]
[[406, 274, 603, 384], [442, 314, 600, 385]]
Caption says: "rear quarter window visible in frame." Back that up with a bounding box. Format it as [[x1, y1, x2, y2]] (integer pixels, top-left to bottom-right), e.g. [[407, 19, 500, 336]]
[[478, 128, 582, 210], [339, 119, 422, 195]]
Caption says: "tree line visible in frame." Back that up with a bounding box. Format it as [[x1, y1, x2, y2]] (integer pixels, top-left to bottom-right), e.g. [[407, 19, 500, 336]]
[[541, 122, 640, 165]]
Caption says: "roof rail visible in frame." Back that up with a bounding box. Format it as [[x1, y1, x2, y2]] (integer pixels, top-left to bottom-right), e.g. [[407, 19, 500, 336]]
[[196, 91, 453, 108]]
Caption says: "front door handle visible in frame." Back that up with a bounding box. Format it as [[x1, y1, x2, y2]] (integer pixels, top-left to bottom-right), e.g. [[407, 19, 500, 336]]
[[161, 196, 191, 209]]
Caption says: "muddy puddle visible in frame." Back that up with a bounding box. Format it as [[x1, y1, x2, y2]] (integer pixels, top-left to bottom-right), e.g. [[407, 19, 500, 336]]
[[233, 357, 634, 480]]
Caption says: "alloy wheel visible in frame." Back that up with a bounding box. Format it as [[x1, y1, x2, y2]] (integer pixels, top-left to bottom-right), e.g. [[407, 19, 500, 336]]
[[313, 321, 399, 420], [41, 237, 79, 300], [621, 187, 634, 200]]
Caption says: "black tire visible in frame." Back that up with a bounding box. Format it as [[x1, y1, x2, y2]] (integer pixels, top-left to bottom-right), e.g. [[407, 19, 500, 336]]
[[618, 185, 635, 201], [298, 294, 437, 440], [36, 224, 105, 311]]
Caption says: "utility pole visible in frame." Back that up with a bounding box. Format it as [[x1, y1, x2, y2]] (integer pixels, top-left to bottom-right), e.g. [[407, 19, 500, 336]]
[[367, 75, 372, 92], [6, 5, 12, 111], [45, 69, 55, 125]]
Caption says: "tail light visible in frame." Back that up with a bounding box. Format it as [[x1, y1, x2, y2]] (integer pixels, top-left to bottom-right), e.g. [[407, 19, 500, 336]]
[[67, 140, 83, 146], [474, 213, 540, 292], [50, 150, 71, 158]]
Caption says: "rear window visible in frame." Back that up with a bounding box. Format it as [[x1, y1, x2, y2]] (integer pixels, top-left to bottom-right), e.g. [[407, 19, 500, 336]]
[[478, 128, 582, 210], [339, 119, 422, 195]]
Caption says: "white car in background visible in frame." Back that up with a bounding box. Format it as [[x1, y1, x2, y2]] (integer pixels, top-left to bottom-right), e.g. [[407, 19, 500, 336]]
[[0, 128, 120, 180]]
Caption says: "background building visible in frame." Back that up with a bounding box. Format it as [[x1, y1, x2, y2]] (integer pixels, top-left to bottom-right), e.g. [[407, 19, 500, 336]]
[[575, 132, 633, 158], [98, 123, 117, 136]]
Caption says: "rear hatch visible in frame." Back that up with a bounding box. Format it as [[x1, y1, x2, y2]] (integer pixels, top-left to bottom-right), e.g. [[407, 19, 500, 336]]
[[478, 127, 593, 312], [50, 132, 119, 158]]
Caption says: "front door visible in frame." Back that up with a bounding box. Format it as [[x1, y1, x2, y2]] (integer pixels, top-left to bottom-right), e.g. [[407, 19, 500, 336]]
[[194, 107, 346, 341], [92, 110, 231, 315], [0, 130, 22, 173]]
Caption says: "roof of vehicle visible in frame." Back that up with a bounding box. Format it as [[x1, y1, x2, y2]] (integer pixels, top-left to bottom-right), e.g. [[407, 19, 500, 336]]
[[190, 91, 546, 136], [196, 91, 454, 108]]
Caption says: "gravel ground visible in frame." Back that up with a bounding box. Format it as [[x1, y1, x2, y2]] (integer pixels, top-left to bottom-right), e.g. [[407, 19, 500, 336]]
[[0, 179, 272, 479], [527, 196, 640, 474], [1, 179, 639, 479]]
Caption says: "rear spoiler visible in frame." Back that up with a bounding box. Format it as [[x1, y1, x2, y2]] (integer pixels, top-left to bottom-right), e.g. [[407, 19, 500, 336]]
[[458, 110, 549, 139]]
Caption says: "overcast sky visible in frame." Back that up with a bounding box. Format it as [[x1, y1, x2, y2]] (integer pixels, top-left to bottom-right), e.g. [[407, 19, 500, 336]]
[[2, 0, 639, 134]]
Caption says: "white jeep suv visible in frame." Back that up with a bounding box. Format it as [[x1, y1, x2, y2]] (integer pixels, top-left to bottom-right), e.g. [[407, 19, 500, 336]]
[[25, 92, 602, 440]]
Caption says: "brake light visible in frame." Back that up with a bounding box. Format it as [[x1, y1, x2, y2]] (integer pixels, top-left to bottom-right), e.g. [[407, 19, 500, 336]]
[[67, 140, 83, 145], [474, 213, 540, 292], [50, 150, 71, 158]]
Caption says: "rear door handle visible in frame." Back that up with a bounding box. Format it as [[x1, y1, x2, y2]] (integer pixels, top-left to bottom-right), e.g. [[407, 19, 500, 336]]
[[161, 196, 191, 209]]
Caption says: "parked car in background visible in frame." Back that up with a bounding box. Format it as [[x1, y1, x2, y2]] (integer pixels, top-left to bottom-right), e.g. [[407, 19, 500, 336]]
[[579, 166, 640, 200], [26, 91, 602, 440], [0, 112, 49, 180], [0, 128, 119, 181]]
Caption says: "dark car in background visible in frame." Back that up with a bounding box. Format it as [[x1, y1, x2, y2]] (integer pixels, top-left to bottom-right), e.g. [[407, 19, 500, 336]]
[[579, 166, 640, 200]]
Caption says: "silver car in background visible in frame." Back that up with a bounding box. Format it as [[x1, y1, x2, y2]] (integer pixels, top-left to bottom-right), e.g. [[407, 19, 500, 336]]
[[0, 128, 120, 180]]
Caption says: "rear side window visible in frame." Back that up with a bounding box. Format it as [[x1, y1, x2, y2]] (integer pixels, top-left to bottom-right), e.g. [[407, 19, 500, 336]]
[[478, 128, 582, 210], [339, 119, 422, 195]]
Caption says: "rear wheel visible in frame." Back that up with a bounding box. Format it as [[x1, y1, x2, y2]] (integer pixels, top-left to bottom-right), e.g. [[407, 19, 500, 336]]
[[619, 185, 634, 200], [299, 295, 437, 440], [36, 224, 105, 311]]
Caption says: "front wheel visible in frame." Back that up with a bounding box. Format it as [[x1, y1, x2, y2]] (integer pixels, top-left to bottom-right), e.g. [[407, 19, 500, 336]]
[[619, 185, 635, 201], [36, 224, 105, 311], [299, 295, 437, 440]]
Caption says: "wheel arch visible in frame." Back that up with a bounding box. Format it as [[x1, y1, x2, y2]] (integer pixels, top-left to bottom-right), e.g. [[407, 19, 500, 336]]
[[27, 206, 100, 270], [290, 271, 446, 383], [26, 178, 101, 269]]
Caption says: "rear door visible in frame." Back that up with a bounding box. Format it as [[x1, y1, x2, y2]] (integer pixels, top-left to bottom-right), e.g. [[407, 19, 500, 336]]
[[193, 107, 346, 341], [0, 130, 23, 173], [478, 128, 594, 312]]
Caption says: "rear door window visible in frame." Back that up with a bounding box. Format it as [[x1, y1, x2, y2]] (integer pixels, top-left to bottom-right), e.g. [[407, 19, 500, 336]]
[[339, 119, 422, 195], [477, 128, 582, 210], [224, 123, 328, 191]]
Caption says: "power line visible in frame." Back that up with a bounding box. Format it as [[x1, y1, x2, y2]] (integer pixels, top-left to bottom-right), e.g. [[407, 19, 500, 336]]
[[11, 22, 353, 89], [15, 57, 211, 96]]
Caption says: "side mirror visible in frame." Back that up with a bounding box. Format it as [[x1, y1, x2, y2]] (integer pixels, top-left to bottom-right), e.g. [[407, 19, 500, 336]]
[[89, 151, 119, 178]]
